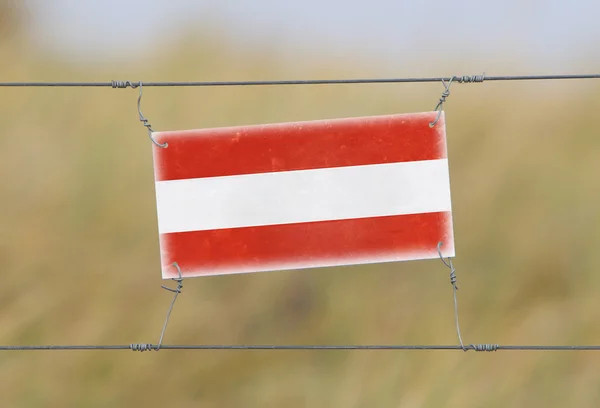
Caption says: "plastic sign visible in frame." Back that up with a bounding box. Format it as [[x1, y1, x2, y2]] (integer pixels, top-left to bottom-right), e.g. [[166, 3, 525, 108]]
[[152, 111, 454, 279]]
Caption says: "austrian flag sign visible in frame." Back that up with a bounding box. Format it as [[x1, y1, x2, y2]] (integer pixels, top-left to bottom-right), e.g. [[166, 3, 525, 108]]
[[151, 111, 455, 279]]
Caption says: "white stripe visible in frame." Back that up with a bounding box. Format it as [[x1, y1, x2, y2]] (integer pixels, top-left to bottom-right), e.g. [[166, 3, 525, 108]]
[[155, 159, 452, 234]]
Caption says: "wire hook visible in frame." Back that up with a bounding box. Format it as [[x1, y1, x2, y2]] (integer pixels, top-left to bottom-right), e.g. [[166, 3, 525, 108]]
[[137, 82, 167, 148], [429, 77, 454, 128]]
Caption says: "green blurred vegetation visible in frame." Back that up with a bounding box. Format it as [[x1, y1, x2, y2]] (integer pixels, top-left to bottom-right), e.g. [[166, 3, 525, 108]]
[[1, 3, 600, 407]]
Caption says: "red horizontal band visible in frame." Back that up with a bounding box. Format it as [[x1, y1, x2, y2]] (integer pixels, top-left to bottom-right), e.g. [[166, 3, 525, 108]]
[[160, 211, 454, 278], [153, 111, 446, 181]]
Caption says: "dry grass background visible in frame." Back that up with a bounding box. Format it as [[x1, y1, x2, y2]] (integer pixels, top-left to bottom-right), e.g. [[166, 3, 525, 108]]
[[1, 3, 600, 407]]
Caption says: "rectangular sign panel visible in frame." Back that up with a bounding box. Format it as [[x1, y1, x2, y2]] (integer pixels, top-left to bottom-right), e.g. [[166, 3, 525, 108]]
[[152, 111, 454, 279]]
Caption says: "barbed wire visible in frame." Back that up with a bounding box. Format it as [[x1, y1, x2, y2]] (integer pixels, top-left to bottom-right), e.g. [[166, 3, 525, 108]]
[[0, 73, 599, 88]]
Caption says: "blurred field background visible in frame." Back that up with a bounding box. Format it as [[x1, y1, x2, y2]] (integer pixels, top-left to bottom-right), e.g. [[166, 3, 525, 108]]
[[2, 1, 600, 407]]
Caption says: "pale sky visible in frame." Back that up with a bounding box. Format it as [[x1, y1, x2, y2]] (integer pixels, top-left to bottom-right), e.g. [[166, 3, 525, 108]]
[[23, 0, 600, 71]]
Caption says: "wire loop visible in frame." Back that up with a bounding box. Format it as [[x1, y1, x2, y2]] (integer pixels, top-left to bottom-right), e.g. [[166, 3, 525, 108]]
[[437, 243, 499, 353], [136, 82, 167, 148], [429, 78, 454, 127], [470, 344, 499, 352], [428, 73, 485, 127]]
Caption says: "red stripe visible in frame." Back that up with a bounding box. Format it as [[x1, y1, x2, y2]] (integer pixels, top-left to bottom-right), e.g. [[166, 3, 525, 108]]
[[159, 211, 454, 278], [153, 112, 446, 181]]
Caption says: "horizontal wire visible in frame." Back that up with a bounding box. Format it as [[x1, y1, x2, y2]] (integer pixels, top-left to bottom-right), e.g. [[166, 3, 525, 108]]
[[0, 74, 600, 87], [2, 344, 600, 351]]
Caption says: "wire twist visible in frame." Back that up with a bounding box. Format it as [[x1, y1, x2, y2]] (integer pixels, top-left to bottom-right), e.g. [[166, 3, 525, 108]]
[[128, 263, 184, 352], [454, 73, 486, 83], [437, 242, 467, 351], [156, 262, 184, 350], [136, 82, 167, 148], [470, 344, 499, 352], [130, 343, 155, 352], [111, 80, 139, 89], [437, 243, 500, 353], [428, 73, 485, 127], [3, 73, 598, 87], [429, 78, 453, 127]]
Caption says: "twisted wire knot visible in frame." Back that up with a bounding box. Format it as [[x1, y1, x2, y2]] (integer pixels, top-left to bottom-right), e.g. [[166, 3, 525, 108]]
[[470, 344, 499, 352], [448, 260, 458, 290], [134, 82, 167, 148], [111, 80, 139, 89], [429, 78, 454, 127], [130, 343, 156, 352], [454, 73, 486, 83], [435, 86, 451, 111]]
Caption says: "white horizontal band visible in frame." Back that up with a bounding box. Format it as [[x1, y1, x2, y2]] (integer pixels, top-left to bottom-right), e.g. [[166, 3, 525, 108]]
[[155, 159, 452, 234]]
